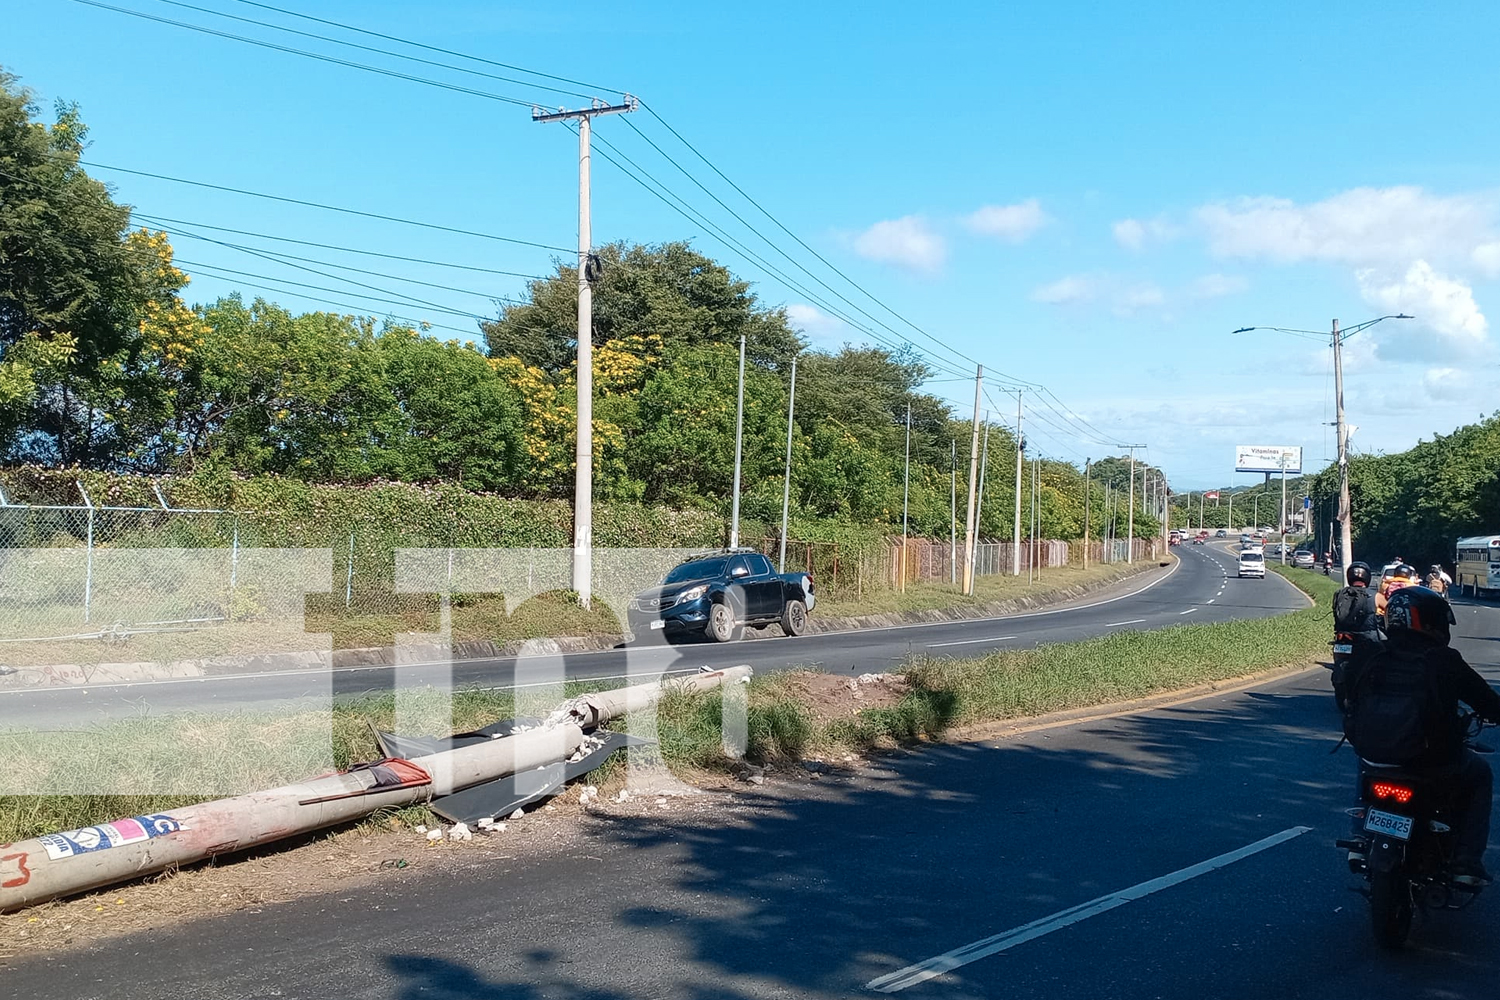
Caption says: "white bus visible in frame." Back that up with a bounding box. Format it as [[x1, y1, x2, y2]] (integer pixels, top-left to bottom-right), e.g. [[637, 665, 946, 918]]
[[1455, 535, 1500, 597]]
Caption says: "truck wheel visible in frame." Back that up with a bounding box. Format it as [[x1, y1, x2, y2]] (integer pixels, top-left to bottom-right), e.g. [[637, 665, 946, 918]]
[[706, 600, 741, 643], [780, 599, 808, 637]]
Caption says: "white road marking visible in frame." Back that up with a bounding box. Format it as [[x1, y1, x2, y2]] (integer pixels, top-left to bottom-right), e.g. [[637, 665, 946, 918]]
[[927, 635, 1019, 648], [1178, 608, 1197, 615], [865, 826, 1312, 993], [1207, 599, 1215, 604], [1104, 619, 1146, 627]]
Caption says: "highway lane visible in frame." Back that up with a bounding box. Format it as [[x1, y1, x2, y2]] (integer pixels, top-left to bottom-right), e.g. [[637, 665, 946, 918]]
[[9, 570, 1497, 999], [1, 545, 1308, 727]]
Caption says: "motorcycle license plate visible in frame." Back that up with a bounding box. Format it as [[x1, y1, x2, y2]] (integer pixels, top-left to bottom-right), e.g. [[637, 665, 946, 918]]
[[1365, 808, 1414, 841], [1333, 643, 1353, 654]]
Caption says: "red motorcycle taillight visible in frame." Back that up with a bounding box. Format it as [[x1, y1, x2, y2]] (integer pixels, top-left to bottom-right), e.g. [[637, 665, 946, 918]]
[[1370, 781, 1414, 804]]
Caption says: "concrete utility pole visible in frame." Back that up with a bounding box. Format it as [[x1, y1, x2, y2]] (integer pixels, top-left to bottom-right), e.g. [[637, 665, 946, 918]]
[[1031, 454, 1040, 581], [778, 358, 797, 572], [730, 334, 747, 549], [950, 439, 958, 586], [532, 96, 637, 605], [962, 366, 983, 594], [1012, 390, 1024, 576], [1124, 445, 1145, 563], [1084, 459, 1091, 571], [975, 415, 992, 580], [1333, 318, 1353, 579], [901, 401, 911, 593]]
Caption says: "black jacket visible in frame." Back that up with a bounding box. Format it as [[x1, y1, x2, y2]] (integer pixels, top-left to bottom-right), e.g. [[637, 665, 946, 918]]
[[1332, 584, 1379, 637], [1375, 634, 1500, 765]]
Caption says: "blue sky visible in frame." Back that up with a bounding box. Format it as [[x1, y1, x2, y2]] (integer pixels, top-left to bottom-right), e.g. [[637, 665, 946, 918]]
[[7, 0, 1500, 487]]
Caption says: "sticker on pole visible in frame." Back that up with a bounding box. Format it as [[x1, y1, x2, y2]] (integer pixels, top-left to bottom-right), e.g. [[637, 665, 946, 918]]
[[38, 814, 185, 861]]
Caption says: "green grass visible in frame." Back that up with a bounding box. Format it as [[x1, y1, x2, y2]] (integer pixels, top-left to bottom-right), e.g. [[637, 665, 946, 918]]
[[814, 559, 1159, 618], [0, 565, 1336, 844]]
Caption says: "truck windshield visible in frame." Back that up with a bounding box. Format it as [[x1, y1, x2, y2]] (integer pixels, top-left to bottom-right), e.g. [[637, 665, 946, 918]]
[[663, 558, 727, 584]]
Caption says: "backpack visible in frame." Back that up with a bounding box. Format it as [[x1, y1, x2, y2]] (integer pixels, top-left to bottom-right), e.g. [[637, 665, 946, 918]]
[[1341, 647, 1446, 765], [1332, 586, 1375, 633]]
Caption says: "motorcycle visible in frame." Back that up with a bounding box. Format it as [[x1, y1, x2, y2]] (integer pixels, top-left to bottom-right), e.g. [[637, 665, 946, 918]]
[[1329, 632, 1357, 711], [1337, 715, 1493, 949]]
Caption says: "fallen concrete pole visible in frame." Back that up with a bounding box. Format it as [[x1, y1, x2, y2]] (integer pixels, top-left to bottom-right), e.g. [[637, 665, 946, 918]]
[[0, 664, 753, 912], [0, 724, 582, 912], [556, 664, 753, 729]]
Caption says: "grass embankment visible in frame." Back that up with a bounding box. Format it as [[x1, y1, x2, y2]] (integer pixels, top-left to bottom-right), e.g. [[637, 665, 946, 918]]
[[812, 558, 1158, 618], [0, 566, 1335, 844]]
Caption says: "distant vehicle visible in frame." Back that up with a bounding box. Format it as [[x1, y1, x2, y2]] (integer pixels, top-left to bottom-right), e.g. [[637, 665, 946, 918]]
[[1292, 550, 1316, 569], [1455, 535, 1500, 597], [1240, 533, 1253, 546], [1169, 530, 1183, 546], [1241, 539, 1261, 552], [628, 550, 815, 643], [1238, 550, 1266, 578], [1215, 529, 1228, 538]]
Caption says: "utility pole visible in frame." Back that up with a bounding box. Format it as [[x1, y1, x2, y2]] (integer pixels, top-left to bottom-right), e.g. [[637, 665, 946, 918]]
[[1084, 459, 1091, 571], [532, 95, 637, 605], [1333, 318, 1353, 580], [778, 358, 797, 572], [1280, 457, 1289, 565], [1012, 390, 1024, 577], [950, 439, 958, 586], [730, 334, 747, 549], [1124, 445, 1145, 563], [1032, 454, 1041, 581], [901, 401, 911, 593], [976, 415, 992, 582], [962, 366, 983, 594]]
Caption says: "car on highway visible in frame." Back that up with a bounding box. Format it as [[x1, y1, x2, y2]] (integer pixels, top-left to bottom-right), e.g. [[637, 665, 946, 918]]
[[1238, 550, 1266, 578], [1215, 529, 1228, 537], [1292, 549, 1316, 569], [628, 550, 815, 643], [1240, 533, 1253, 546]]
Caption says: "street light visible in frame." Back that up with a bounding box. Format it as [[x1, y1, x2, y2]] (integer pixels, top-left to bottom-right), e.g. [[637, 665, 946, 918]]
[[1231, 314, 1413, 578]]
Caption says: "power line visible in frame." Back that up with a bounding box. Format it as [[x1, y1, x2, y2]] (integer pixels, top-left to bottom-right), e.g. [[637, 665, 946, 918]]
[[579, 125, 972, 381], [223, 0, 625, 97], [181, 260, 501, 320], [142, 0, 601, 100], [130, 214, 549, 279], [72, 157, 574, 253], [68, 0, 547, 108]]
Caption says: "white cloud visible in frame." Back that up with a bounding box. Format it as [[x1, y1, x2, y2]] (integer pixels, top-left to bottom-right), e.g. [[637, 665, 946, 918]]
[[851, 215, 946, 272], [1357, 260, 1489, 360], [1112, 216, 1178, 252], [784, 303, 848, 344], [1190, 273, 1249, 299], [1195, 187, 1496, 268], [1422, 367, 1470, 393], [1032, 274, 1099, 305], [1114, 284, 1166, 315], [964, 199, 1050, 243], [1474, 242, 1500, 278]]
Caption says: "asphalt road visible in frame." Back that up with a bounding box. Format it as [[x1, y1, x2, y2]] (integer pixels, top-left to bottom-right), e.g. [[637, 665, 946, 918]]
[[7, 563, 1499, 998], [1, 544, 1306, 727]]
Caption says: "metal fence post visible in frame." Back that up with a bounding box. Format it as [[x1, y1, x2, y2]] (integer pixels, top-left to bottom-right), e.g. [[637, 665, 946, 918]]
[[229, 516, 240, 620], [345, 532, 355, 609], [77, 482, 95, 625]]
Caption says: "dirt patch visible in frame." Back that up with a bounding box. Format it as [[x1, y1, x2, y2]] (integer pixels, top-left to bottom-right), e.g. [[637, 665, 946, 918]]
[[776, 671, 909, 725]]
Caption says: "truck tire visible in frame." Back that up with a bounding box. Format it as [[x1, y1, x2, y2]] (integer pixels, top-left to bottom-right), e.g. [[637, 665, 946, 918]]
[[780, 599, 808, 637], [706, 600, 742, 643]]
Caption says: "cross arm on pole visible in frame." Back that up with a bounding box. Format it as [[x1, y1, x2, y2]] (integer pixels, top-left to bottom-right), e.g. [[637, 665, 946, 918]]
[[531, 96, 639, 122]]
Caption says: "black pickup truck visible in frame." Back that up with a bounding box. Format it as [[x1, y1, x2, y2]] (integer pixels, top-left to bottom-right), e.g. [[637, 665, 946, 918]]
[[627, 549, 816, 643]]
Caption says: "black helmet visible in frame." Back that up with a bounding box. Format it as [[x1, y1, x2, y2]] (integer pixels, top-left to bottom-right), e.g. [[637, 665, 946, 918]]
[[1430, 564, 1444, 574], [1397, 563, 1416, 578], [1346, 561, 1371, 587], [1385, 586, 1456, 645]]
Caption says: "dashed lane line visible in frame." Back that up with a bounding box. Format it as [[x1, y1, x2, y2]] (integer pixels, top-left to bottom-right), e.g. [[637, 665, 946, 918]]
[[865, 826, 1313, 993], [927, 635, 1019, 648], [1104, 619, 1146, 627], [1178, 608, 1198, 615]]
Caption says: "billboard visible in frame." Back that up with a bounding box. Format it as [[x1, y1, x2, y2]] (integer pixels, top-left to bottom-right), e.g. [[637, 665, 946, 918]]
[[1235, 445, 1302, 474]]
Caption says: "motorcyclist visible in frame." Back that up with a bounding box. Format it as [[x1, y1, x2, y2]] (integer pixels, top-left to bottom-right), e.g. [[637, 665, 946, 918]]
[[1332, 563, 1382, 713], [1350, 586, 1500, 887], [1426, 563, 1452, 595]]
